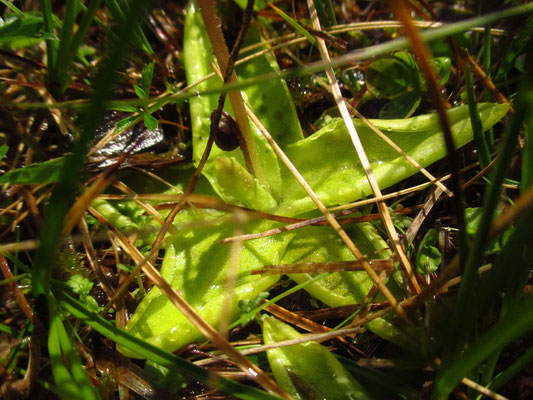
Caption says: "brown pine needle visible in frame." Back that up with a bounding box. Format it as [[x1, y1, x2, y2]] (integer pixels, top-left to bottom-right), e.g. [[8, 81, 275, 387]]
[[251, 258, 396, 275], [221, 205, 423, 244]]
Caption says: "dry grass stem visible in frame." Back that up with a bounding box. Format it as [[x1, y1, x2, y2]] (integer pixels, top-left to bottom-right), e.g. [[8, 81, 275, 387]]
[[460, 377, 509, 400], [251, 259, 396, 275], [404, 187, 444, 245], [221, 205, 423, 244], [195, 326, 363, 368], [307, 0, 421, 295]]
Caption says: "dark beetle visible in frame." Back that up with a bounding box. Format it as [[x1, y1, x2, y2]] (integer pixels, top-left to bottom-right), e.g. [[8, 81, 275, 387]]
[[211, 110, 241, 151]]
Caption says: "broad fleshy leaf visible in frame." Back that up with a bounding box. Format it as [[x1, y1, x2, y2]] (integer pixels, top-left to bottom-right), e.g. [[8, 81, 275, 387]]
[[282, 221, 418, 351], [278, 103, 510, 215], [183, 0, 302, 209], [114, 0, 511, 360], [263, 316, 371, 400], [119, 213, 290, 357]]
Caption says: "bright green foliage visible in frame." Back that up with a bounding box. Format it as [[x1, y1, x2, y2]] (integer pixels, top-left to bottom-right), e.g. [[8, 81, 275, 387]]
[[262, 316, 371, 400], [141, 61, 155, 96], [279, 103, 509, 215], [0, 145, 8, 160], [0, 157, 65, 184], [119, 213, 289, 357], [67, 274, 93, 297], [132, 61, 159, 131], [465, 207, 512, 255], [364, 51, 451, 118], [415, 229, 441, 274], [183, 0, 509, 217], [183, 0, 302, 204], [282, 221, 416, 350], [118, 205, 415, 355], [266, 2, 317, 46], [48, 294, 100, 400], [67, 274, 101, 313], [111, 0, 511, 358], [0, 14, 44, 47], [366, 52, 421, 97]]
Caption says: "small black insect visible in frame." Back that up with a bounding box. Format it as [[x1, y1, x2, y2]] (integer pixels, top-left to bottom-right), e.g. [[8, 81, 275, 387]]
[[212, 110, 241, 151]]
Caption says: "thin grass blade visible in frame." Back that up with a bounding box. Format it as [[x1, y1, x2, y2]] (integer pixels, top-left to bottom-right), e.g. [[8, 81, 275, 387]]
[[56, 290, 282, 400], [441, 40, 532, 366]]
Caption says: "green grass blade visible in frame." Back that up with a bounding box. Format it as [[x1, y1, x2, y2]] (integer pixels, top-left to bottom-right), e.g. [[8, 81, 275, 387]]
[[48, 322, 85, 399], [0, 0, 24, 15], [56, 290, 282, 400], [50, 0, 104, 94], [68, 0, 104, 71], [324, 0, 337, 26], [475, 205, 533, 385], [0, 157, 65, 185], [483, 26, 494, 146], [267, 1, 317, 46], [432, 293, 533, 399], [520, 79, 533, 192], [489, 345, 533, 392], [441, 42, 532, 366], [104, 0, 153, 55], [312, 0, 329, 27], [48, 295, 99, 400], [50, 0, 80, 91], [312, 0, 336, 27], [0, 323, 20, 336], [41, 0, 58, 73], [465, 60, 490, 168], [118, 0, 153, 54]]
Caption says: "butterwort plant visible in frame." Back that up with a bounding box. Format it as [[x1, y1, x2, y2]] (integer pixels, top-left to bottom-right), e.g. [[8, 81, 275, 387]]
[[91, 0, 511, 360]]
